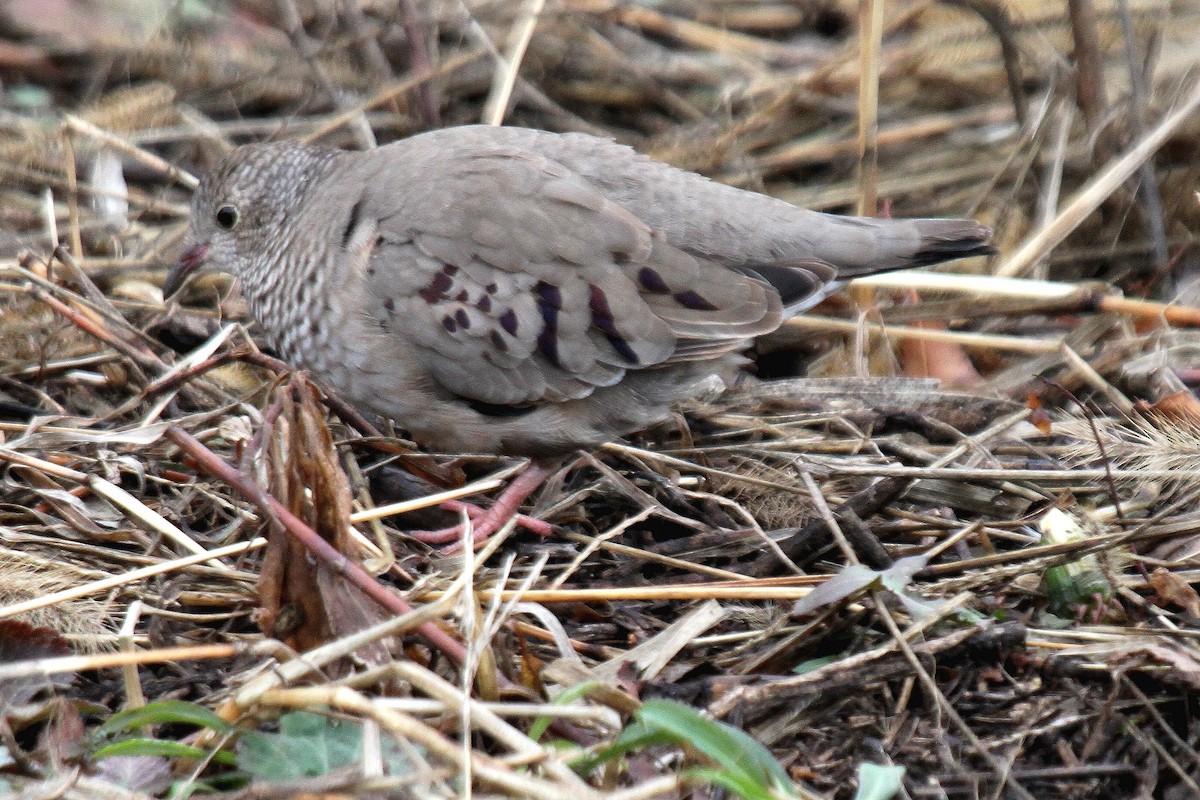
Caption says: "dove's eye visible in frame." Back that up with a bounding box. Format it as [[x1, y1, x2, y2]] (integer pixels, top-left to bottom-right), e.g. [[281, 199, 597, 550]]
[[215, 204, 239, 230]]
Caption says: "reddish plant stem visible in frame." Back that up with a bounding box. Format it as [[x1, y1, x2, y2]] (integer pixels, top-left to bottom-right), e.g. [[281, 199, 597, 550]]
[[163, 425, 469, 667], [32, 287, 163, 373]]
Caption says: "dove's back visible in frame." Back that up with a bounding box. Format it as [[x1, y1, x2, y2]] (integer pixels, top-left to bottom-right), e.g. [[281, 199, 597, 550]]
[[396, 125, 992, 280]]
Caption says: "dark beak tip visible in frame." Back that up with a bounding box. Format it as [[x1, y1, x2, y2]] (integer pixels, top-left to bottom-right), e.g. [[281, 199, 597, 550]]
[[164, 243, 209, 299]]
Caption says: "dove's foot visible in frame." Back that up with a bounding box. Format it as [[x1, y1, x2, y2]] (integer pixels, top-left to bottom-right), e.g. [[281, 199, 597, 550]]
[[408, 464, 554, 548]]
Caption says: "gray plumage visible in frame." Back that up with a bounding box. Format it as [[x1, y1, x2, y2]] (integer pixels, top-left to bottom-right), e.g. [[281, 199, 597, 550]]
[[166, 125, 992, 456]]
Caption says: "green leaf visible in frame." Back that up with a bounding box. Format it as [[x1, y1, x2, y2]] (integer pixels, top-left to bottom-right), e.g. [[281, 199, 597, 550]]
[[7, 85, 51, 110], [571, 700, 803, 799], [529, 681, 599, 742], [689, 767, 778, 800], [96, 700, 233, 737], [792, 655, 839, 675], [238, 711, 411, 781], [636, 700, 796, 798], [790, 555, 987, 625], [93, 737, 236, 765], [569, 721, 676, 775], [853, 762, 905, 800], [239, 713, 358, 780]]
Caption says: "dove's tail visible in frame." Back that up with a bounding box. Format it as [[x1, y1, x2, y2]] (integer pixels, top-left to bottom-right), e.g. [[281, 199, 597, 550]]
[[836, 218, 995, 276]]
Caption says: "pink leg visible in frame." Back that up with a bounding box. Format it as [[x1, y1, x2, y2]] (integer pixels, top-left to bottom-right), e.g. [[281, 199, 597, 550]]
[[439, 500, 555, 537], [408, 464, 554, 546]]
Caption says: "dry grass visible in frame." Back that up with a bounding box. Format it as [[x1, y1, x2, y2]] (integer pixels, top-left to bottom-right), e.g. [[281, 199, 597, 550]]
[[3, 0, 1200, 797]]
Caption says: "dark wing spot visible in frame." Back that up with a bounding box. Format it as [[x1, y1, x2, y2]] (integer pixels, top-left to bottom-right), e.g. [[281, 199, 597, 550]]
[[476, 295, 492, 313], [605, 334, 639, 364], [340, 197, 364, 249], [535, 281, 562, 309], [443, 264, 459, 276], [442, 316, 457, 332], [489, 330, 508, 352], [673, 290, 719, 311], [589, 285, 638, 365], [383, 297, 395, 312], [534, 282, 562, 365], [587, 285, 617, 334], [419, 271, 455, 304], [466, 399, 537, 417], [638, 267, 671, 294], [454, 308, 470, 329], [455, 290, 469, 302], [486, 282, 498, 294], [499, 309, 518, 336], [536, 328, 559, 366]]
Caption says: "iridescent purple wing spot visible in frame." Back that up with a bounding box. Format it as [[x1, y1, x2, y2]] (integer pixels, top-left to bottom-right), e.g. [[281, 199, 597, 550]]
[[637, 267, 670, 294], [673, 290, 719, 311], [589, 284, 638, 365], [534, 281, 561, 365]]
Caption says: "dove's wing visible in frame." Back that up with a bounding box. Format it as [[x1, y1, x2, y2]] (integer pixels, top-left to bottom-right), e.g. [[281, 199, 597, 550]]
[[355, 144, 796, 408]]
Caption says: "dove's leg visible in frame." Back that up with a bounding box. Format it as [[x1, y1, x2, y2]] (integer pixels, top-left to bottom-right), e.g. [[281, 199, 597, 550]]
[[408, 464, 554, 546], [440, 500, 555, 536]]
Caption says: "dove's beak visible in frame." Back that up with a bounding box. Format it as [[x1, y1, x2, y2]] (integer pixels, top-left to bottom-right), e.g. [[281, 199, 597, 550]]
[[164, 243, 209, 299]]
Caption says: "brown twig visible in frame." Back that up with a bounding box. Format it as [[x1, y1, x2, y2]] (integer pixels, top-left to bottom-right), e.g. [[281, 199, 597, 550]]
[[1067, 0, 1110, 151], [745, 477, 912, 576], [163, 425, 469, 667], [855, 0, 883, 216], [396, 0, 440, 128]]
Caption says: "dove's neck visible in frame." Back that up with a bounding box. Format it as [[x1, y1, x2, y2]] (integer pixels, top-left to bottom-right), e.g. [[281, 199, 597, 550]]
[[239, 158, 369, 371]]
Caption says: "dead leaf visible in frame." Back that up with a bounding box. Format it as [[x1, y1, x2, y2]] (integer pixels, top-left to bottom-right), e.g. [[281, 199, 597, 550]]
[[1147, 390, 1200, 426], [0, 620, 72, 714], [1148, 567, 1200, 616], [257, 376, 391, 666]]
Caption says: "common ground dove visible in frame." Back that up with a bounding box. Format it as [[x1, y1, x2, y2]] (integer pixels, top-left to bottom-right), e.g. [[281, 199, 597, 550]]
[[166, 125, 991, 541]]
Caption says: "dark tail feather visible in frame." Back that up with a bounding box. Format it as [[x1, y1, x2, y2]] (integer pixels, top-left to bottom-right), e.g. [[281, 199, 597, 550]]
[[883, 219, 994, 273], [832, 219, 994, 279], [742, 259, 838, 309], [752, 220, 994, 315]]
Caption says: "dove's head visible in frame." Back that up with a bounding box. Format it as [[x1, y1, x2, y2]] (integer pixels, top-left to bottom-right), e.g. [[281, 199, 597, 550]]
[[164, 141, 338, 298]]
